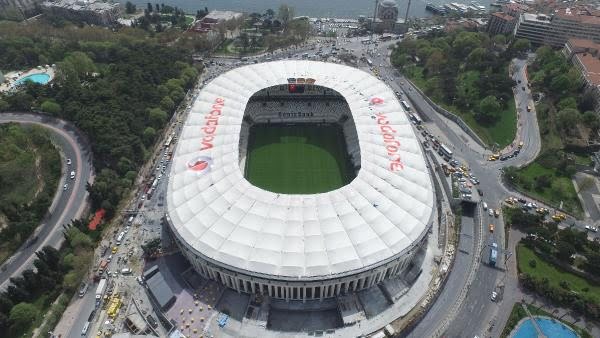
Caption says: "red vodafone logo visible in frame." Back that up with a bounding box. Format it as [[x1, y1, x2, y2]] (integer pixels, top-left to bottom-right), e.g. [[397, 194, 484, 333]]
[[370, 97, 385, 105], [187, 156, 213, 174]]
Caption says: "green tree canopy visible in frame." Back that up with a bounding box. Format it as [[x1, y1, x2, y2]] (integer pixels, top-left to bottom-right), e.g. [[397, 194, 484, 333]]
[[556, 108, 580, 132], [40, 100, 61, 114], [9, 302, 38, 330], [148, 107, 167, 128]]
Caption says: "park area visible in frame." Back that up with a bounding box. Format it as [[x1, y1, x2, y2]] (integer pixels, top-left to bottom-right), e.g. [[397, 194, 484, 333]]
[[510, 161, 582, 216], [245, 124, 354, 194], [392, 31, 525, 149], [517, 244, 600, 304]]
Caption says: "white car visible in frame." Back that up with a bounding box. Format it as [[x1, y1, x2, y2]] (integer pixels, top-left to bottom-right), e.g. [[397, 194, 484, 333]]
[[488, 209, 494, 216], [63, 184, 68, 191], [491, 291, 498, 301], [482, 202, 488, 210], [66, 158, 72, 165], [157, 174, 163, 180]]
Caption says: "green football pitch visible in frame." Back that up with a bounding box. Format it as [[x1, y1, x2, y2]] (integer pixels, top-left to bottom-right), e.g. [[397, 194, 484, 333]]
[[245, 124, 355, 194]]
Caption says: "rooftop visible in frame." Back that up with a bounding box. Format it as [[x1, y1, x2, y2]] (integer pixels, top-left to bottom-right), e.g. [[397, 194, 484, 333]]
[[555, 7, 600, 26], [42, 0, 119, 11], [567, 38, 600, 51], [491, 12, 516, 22], [575, 53, 600, 86], [203, 10, 243, 22], [167, 61, 434, 280]]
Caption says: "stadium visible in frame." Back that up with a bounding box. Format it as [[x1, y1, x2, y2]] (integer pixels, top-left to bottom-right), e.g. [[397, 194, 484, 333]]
[[165, 60, 434, 301]]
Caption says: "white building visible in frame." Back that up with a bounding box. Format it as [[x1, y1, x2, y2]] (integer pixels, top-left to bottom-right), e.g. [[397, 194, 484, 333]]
[[165, 61, 434, 302], [41, 0, 120, 26]]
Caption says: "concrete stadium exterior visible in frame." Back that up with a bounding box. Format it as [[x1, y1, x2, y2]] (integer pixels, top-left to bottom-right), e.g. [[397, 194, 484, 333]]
[[165, 60, 434, 301]]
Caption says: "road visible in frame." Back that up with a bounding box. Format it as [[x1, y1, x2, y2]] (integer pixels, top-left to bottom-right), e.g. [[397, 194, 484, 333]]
[[0, 112, 93, 290]]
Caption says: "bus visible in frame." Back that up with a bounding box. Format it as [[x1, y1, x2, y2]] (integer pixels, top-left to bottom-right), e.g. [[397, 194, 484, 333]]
[[81, 322, 90, 335], [361, 38, 372, 44], [401, 100, 411, 111], [164, 134, 174, 148], [408, 113, 422, 125], [116, 231, 125, 245], [439, 144, 453, 159]]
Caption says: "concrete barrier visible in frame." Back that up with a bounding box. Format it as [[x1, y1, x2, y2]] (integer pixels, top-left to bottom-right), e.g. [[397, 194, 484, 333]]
[[405, 79, 488, 149]]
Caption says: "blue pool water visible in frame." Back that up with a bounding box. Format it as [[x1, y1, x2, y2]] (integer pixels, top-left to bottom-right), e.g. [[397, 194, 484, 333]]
[[513, 317, 578, 338], [15, 73, 51, 85]]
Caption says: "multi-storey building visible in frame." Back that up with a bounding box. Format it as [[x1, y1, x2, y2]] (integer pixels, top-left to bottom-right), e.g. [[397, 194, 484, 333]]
[[41, 0, 120, 26], [487, 12, 516, 36], [563, 38, 600, 112], [514, 7, 600, 47]]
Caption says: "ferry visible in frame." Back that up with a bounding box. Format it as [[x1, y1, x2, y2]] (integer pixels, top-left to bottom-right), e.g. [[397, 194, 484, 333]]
[[425, 3, 447, 14]]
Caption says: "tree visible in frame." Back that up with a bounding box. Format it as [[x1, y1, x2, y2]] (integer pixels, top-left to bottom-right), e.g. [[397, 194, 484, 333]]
[[452, 31, 480, 58], [582, 111, 600, 132], [277, 4, 294, 29], [266, 8, 275, 17], [550, 74, 572, 94], [148, 107, 167, 128], [477, 95, 501, 122], [512, 38, 530, 54], [492, 34, 507, 46], [426, 49, 446, 74], [240, 32, 249, 52], [557, 97, 577, 110], [0, 99, 8, 112], [40, 100, 61, 114], [556, 108, 580, 132], [9, 302, 38, 330], [556, 241, 576, 262], [142, 126, 156, 146], [125, 1, 136, 14]]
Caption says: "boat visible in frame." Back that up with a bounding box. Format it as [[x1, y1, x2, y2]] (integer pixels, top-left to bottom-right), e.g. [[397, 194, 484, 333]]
[[426, 3, 447, 14]]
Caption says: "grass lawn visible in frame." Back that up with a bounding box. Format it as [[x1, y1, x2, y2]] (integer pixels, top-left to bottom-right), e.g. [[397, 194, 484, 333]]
[[517, 244, 600, 303], [404, 65, 517, 148], [245, 124, 354, 194], [214, 39, 267, 56], [515, 162, 583, 216]]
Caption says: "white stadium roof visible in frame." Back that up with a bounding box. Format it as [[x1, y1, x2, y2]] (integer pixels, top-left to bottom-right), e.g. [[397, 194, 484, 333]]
[[167, 60, 434, 279]]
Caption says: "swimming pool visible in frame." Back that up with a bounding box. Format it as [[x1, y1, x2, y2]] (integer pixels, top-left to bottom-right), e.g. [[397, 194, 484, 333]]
[[14, 73, 51, 85], [513, 317, 578, 338]]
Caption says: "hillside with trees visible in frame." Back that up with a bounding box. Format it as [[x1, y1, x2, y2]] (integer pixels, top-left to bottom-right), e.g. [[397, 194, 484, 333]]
[[0, 21, 200, 219], [391, 31, 526, 147], [0, 123, 60, 264]]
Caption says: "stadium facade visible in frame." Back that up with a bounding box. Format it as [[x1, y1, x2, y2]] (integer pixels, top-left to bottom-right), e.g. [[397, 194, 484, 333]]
[[165, 61, 435, 301]]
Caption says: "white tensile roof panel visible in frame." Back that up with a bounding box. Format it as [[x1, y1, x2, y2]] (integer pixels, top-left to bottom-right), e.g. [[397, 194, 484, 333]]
[[167, 60, 434, 279]]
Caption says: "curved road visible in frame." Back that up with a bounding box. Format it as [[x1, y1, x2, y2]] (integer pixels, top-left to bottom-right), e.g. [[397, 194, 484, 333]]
[[0, 112, 93, 289]]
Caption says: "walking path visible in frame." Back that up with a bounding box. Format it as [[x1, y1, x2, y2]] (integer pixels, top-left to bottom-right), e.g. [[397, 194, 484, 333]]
[[520, 303, 547, 338]]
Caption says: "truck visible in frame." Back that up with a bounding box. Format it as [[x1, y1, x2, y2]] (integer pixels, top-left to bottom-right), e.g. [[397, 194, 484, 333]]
[[95, 278, 107, 307], [98, 260, 108, 274], [489, 243, 498, 267]]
